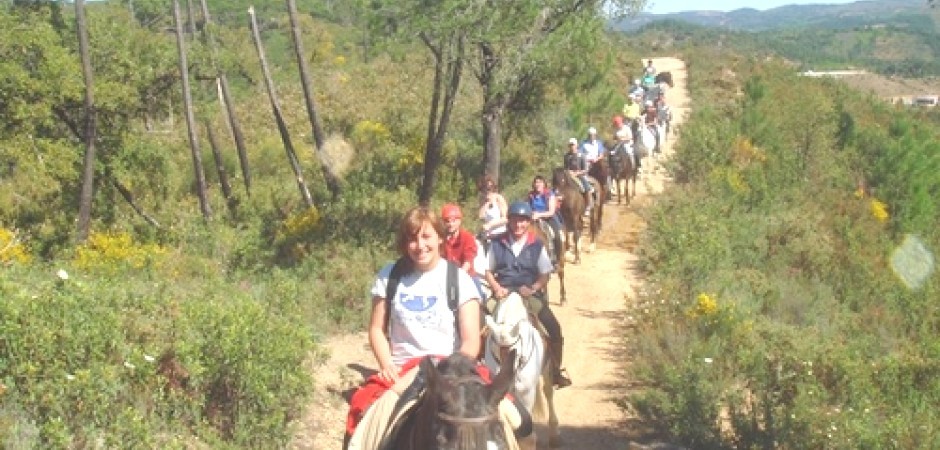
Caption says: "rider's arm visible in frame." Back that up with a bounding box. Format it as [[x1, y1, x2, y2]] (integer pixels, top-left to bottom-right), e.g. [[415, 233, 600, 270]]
[[461, 231, 476, 273], [530, 272, 550, 293], [456, 300, 481, 358], [544, 193, 557, 217], [496, 194, 508, 220], [367, 295, 399, 383]]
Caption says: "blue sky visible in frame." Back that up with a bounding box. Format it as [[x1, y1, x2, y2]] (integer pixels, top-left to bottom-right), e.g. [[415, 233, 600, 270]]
[[646, 0, 861, 14]]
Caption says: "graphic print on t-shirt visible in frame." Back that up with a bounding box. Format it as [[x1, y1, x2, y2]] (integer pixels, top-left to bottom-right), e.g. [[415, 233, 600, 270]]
[[399, 293, 438, 312]]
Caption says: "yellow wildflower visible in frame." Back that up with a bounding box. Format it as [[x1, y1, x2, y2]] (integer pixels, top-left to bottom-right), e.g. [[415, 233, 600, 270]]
[[689, 293, 719, 318], [869, 198, 889, 223]]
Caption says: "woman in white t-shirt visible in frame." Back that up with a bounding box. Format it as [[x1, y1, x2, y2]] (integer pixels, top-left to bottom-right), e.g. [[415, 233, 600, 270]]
[[346, 206, 482, 438]]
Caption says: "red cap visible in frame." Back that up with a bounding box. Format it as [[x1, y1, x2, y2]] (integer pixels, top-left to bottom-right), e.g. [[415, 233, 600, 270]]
[[441, 203, 462, 219]]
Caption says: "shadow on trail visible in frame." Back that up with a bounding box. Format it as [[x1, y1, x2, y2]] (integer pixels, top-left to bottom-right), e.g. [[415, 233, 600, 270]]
[[533, 419, 674, 450]]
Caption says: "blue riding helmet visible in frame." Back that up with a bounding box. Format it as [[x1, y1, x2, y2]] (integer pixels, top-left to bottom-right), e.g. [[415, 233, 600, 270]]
[[507, 201, 533, 219]]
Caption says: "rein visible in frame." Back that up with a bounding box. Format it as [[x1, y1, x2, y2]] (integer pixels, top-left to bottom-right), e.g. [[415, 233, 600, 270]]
[[436, 375, 500, 425]]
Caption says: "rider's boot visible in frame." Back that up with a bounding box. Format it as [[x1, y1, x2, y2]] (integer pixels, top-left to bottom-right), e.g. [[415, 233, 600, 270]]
[[550, 338, 572, 388]]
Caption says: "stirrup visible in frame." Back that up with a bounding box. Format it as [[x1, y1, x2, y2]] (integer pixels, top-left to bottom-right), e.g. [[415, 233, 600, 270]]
[[554, 368, 572, 388]]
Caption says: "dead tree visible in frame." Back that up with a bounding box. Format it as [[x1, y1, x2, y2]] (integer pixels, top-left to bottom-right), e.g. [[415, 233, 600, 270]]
[[172, 0, 212, 220], [286, 0, 342, 200], [205, 121, 237, 217], [200, 0, 252, 196], [248, 6, 314, 208]]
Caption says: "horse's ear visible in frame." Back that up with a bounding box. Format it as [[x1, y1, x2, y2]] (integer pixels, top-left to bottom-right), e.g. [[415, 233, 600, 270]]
[[509, 321, 521, 338], [488, 349, 516, 405], [421, 356, 439, 392]]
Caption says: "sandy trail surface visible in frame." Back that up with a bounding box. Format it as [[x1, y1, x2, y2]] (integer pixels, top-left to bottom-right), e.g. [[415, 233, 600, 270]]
[[291, 57, 690, 450]]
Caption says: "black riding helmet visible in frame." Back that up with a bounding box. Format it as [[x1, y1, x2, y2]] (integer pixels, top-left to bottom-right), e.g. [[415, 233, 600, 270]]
[[507, 201, 533, 219]]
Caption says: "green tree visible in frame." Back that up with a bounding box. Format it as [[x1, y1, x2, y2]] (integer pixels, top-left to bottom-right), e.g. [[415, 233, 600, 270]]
[[364, 0, 648, 195]]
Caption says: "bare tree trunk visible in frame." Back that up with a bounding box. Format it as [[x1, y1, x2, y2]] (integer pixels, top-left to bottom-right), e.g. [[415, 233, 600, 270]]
[[185, 0, 197, 35], [249, 6, 314, 208], [417, 32, 465, 206], [75, 0, 97, 243], [173, 0, 212, 220], [217, 76, 252, 196], [482, 102, 504, 186], [205, 121, 237, 217], [286, 0, 342, 200], [477, 43, 510, 186], [199, 0, 251, 197], [108, 173, 161, 228]]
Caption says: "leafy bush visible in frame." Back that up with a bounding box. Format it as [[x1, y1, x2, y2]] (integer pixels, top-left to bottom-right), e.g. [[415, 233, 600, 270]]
[[0, 263, 317, 448], [624, 49, 940, 448]]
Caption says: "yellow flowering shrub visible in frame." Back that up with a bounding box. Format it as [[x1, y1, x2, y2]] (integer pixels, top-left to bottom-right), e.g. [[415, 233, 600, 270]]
[[869, 198, 889, 223], [274, 207, 322, 262], [731, 136, 767, 168], [73, 231, 166, 271], [688, 292, 719, 318], [350, 120, 392, 151], [0, 227, 31, 265]]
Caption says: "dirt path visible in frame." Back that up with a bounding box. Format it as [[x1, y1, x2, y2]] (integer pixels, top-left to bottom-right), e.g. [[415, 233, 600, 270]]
[[291, 57, 690, 450]]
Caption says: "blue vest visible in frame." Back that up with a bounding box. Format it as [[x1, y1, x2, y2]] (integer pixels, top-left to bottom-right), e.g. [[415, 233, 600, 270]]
[[490, 233, 543, 290], [529, 190, 551, 213]]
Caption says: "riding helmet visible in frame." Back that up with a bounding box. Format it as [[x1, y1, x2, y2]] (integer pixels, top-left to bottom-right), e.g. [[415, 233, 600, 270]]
[[507, 201, 533, 219]]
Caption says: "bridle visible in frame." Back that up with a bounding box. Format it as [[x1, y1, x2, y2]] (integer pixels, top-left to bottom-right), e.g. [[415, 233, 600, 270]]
[[486, 316, 536, 376], [436, 375, 500, 425]]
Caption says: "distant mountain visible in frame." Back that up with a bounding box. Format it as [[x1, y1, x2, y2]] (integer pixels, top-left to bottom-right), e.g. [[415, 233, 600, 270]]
[[613, 0, 932, 32]]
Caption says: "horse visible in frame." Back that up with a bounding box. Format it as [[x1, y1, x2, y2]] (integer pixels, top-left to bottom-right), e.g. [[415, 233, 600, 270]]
[[379, 352, 518, 450], [552, 167, 603, 264], [551, 168, 585, 270], [529, 218, 565, 305], [484, 293, 559, 449], [655, 71, 674, 88], [584, 163, 606, 247], [607, 141, 637, 205]]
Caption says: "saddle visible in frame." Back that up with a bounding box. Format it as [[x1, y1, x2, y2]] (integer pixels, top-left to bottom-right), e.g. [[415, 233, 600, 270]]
[[565, 171, 587, 194]]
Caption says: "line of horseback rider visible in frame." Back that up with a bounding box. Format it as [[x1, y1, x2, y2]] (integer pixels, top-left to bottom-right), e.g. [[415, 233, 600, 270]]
[[344, 60, 675, 448]]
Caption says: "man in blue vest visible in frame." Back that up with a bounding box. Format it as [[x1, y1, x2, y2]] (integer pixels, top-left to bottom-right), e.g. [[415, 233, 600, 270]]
[[485, 201, 572, 388]]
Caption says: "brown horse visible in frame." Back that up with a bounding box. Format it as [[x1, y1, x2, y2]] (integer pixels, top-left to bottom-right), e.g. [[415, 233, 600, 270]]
[[585, 162, 606, 247], [607, 141, 637, 205], [530, 218, 565, 305], [379, 352, 517, 450], [552, 168, 601, 265]]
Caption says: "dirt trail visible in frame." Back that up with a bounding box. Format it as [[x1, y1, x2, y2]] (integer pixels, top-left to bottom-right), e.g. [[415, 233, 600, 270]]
[[291, 57, 690, 450]]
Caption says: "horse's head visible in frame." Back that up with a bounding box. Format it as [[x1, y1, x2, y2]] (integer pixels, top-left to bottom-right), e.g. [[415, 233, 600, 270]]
[[656, 71, 674, 88], [485, 293, 528, 347], [551, 167, 567, 190], [421, 352, 516, 449]]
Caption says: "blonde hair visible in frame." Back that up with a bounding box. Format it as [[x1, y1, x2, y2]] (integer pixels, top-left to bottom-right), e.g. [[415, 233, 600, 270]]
[[395, 206, 446, 259]]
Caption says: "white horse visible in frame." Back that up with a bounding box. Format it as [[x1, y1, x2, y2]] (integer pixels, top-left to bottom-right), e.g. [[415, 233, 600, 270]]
[[484, 293, 559, 448]]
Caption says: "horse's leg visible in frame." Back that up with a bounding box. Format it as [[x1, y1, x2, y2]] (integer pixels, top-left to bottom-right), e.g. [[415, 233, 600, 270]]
[[543, 360, 560, 447], [557, 265, 566, 306], [572, 219, 582, 264]]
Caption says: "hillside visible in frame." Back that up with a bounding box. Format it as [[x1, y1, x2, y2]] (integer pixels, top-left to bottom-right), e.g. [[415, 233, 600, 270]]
[[614, 0, 932, 32]]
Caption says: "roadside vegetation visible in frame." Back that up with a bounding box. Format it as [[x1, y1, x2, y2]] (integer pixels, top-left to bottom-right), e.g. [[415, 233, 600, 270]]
[[622, 36, 940, 448]]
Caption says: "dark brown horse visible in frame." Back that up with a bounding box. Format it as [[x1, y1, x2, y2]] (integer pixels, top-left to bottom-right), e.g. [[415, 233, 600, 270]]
[[551, 168, 602, 266], [586, 160, 607, 236], [655, 71, 674, 88], [380, 352, 517, 450], [607, 141, 637, 205]]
